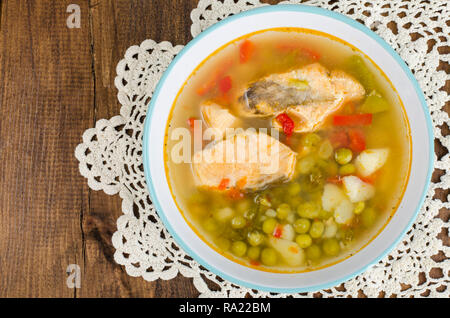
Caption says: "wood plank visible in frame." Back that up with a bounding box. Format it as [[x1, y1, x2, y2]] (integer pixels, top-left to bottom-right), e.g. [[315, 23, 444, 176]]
[[0, 0, 93, 297], [81, 0, 201, 298]]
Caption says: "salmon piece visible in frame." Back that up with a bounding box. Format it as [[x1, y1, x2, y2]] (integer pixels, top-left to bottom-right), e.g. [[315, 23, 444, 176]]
[[238, 63, 336, 117], [330, 70, 365, 103], [201, 102, 238, 139], [192, 130, 297, 190], [238, 63, 365, 132]]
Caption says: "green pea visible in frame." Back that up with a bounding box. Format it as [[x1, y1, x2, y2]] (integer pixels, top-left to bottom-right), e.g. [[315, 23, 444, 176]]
[[302, 133, 321, 147], [339, 163, 356, 175], [231, 241, 247, 257], [297, 155, 316, 174], [296, 234, 313, 248], [247, 231, 264, 246], [287, 195, 302, 208], [261, 248, 278, 266], [325, 161, 339, 177], [309, 220, 325, 238], [216, 237, 231, 251], [318, 209, 333, 220], [335, 148, 353, 165], [276, 203, 291, 220], [287, 182, 301, 196], [322, 238, 341, 256], [203, 218, 218, 232], [297, 202, 320, 219], [318, 140, 333, 159], [353, 201, 365, 215], [361, 207, 377, 227], [247, 246, 261, 261], [306, 244, 322, 260], [231, 216, 246, 229], [262, 218, 277, 234], [293, 218, 311, 234]]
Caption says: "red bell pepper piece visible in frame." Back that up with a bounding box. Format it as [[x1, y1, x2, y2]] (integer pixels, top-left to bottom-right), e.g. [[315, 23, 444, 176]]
[[348, 129, 366, 152], [239, 40, 254, 63], [275, 113, 295, 137], [218, 76, 232, 94]]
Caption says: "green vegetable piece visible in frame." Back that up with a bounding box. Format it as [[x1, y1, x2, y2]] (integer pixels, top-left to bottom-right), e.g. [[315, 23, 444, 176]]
[[287, 182, 301, 196], [247, 231, 264, 246], [360, 90, 389, 114], [353, 201, 365, 215], [231, 241, 248, 257], [247, 246, 261, 261], [361, 207, 377, 227], [293, 218, 311, 234], [262, 218, 278, 234], [297, 202, 320, 219], [318, 140, 333, 159], [322, 238, 341, 256], [339, 163, 356, 175], [335, 148, 353, 165], [296, 234, 313, 248], [276, 203, 291, 220], [309, 220, 325, 238], [297, 155, 316, 174], [261, 248, 278, 266], [231, 216, 246, 229], [203, 218, 218, 232], [288, 78, 309, 90], [302, 133, 321, 147], [306, 244, 322, 260], [216, 237, 231, 251], [346, 55, 376, 91]]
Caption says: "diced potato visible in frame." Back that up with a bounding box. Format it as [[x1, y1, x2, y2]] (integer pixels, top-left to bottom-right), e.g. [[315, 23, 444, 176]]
[[269, 237, 305, 266], [281, 224, 295, 241], [354, 148, 389, 177], [342, 176, 375, 203], [323, 218, 338, 238], [334, 198, 354, 224], [322, 183, 346, 212], [213, 207, 235, 222]]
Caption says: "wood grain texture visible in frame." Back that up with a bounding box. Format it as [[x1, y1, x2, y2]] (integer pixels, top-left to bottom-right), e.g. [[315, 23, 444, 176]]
[[0, 0, 447, 298]]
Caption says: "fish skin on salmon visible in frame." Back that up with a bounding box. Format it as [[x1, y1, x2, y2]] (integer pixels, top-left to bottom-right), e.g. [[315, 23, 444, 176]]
[[192, 130, 297, 191]]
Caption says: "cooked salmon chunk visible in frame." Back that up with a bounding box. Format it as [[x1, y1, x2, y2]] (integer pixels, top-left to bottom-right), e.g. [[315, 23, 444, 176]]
[[201, 102, 238, 139], [237, 63, 365, 132], [192, 130, 297, 190]]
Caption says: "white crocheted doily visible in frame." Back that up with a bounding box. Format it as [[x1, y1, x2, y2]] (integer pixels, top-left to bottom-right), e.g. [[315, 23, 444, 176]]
[[75, 0, 449, 297]]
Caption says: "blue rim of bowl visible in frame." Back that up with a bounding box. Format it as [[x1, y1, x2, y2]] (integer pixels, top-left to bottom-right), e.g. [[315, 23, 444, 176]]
[[142, 4, 434, 293]]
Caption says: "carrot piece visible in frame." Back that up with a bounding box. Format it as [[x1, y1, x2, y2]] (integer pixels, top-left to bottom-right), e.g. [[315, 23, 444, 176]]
[[329, 130, 349, 148], [187, 117, 197, 130], [239, 40, 254, 63], [348, 128, 366, 152], [275, 113, 295, 137], [301, 47, 320, 61], [218, 76, 232, 94], [227, 187, 244, 200], [333, 113, 373, 126], [327, 176, 343, 185], [218, 178, 230, 191], [249, 260, 260, 266], [359, 171, 379, 184], [275, 43, 320, 60], [236, 177, 247, 189], [273, 225, 283, 238]]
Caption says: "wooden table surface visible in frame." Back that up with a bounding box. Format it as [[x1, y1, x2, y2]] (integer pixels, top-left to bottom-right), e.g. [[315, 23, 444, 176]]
[[0, 0, 447, 298]]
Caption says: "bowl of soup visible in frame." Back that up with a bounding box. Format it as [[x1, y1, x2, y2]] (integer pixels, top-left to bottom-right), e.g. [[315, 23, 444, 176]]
[[143, 4, 433, 292]]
